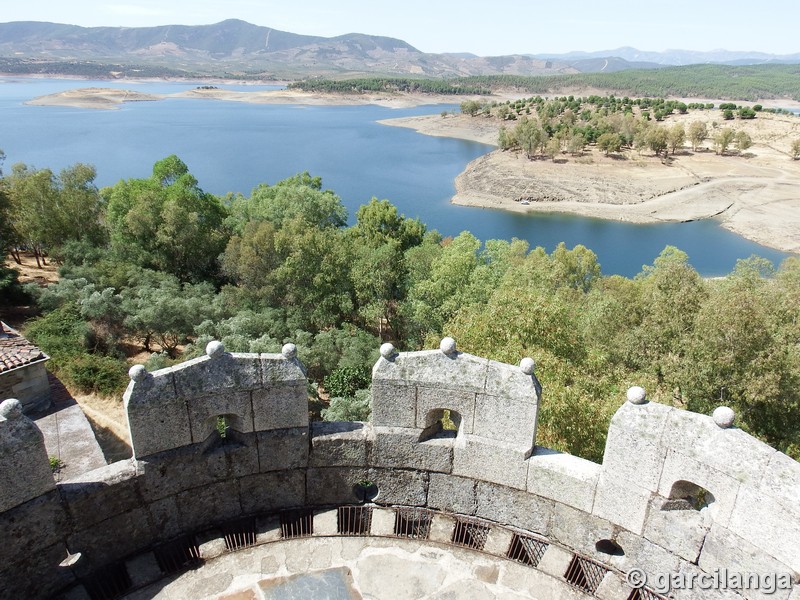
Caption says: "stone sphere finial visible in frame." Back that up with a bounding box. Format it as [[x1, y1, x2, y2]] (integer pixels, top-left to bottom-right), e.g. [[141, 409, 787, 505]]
[[627, 386, 647, 405], [713, 406, 735, 429], [0, 399, 23, 419], [128, 364, 147, 383], [440, 337, 457, 356], [380, 343, 396, 360], [520, 357, 536, 375], [282, 343, 298, 360], [206, 340, 225, 359]]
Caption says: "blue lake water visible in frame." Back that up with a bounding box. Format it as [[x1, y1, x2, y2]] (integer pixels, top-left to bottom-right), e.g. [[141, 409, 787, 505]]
[[0, 78, 792, 277]]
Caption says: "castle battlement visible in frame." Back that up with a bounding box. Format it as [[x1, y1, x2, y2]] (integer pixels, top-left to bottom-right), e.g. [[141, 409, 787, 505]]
[[1, 340, 798, 600]]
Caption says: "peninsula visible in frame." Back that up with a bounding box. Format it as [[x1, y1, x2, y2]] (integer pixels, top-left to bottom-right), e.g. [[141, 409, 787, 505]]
[[382, 106, 800, 254]]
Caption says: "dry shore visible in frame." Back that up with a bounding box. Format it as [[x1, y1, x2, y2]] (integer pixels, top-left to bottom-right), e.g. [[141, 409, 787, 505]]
[[25, 86, 471, 110], [382, 112, 800, 254]]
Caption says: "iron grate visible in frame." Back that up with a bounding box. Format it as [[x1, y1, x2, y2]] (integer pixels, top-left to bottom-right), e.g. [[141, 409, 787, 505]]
[[451, 516, 491, 551], [221, 517, 258, 551], [337, 506, 373, 536], [153, 535, 201, 575], [393, 507, 433, 539], [506, 533, 549, 567], [82, 562, 132, 600], [280, 508, 314, 539], [628, 586, 668, 600], [564, 554, 608, 594]]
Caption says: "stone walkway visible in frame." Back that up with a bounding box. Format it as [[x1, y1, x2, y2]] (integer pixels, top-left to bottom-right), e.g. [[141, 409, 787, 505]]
[[32, 373, 107, 481]]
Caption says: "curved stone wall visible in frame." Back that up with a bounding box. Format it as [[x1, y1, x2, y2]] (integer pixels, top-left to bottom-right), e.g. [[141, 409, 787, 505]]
[[0, 340, 798, 600]]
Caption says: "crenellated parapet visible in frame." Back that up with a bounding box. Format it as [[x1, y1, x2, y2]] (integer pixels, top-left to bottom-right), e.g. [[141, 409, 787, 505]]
[[371, 337, 541, 488], [0, 339, 798, 600], [124, 342, 308, 458], [0, 398, 55, 511]]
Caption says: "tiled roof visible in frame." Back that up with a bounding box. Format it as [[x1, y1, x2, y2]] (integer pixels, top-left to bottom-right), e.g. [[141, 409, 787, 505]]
[[0, 321, 48, 374]]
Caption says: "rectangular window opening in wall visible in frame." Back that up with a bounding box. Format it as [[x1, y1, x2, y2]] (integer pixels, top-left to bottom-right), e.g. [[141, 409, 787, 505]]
[[628, 587, 668, 600], [337, 506, 373, 535], [82, 562, 132, 600], [153, 535, 202, 575], [506, 533, 549, 567], [451, 516, 491, 551], [393, 507, 433, 539], [280, 508, 314, 539], [564, 554, 609, 595], [221, 517, 258, 551]]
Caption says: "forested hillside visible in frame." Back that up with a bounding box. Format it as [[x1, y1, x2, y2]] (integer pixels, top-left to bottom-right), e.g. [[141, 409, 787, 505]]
[[1, 153, 798, 462], [296, 65, 800, 101]]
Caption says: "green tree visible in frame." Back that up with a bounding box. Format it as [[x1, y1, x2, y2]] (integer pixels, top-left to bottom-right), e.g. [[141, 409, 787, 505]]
[[460, 99, 482, 116], [735, 131, 753, 152], [404, 231, 481, 337], [713, 128, 736, 155], [737, 107, 757, 119], [567, 133, 585, 156], [688, 121, 708, 151], [352, 198, 425, 251], [791, 139, 800, 160], [667, 124, 686, 154], [122, 276, 218, 355], [221, 220, 279, 292], [7, 163, 105, 267], [0, 150, 15, 260], [228, 172, 347, 231], [105, 155, 229, 283], [646, 126, 669, 157], [546, 137, 562, 161], [596, 132, 623, 156], [515, 118, 548, 159]]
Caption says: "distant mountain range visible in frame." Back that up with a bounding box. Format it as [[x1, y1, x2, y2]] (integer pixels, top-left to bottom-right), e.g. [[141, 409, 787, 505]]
[[0, 20, 797, 79], [0, 19, 577, 78], [534, 47, 800, 67]]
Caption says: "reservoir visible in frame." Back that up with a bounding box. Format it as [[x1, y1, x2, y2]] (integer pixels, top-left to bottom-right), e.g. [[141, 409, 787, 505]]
[[0, 77, 790, 277]]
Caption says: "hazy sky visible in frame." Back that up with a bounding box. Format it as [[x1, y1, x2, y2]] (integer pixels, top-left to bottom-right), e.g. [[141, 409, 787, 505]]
[[3, 0, 798, 56]]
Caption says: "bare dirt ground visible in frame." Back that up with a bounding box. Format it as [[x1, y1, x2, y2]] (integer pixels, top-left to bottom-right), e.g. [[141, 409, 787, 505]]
[[9, 252, 60, 285], [383, 110, 800, 254]]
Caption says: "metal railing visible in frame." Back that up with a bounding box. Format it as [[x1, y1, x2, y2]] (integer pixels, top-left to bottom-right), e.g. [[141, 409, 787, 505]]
[[506, 532, 549, 567], [393, 507, 433, 539], [69, 504, 659, 600], [564, 553, 609, 595]]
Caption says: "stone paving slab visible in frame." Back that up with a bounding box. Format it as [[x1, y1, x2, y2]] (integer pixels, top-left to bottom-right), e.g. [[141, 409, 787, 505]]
[[33, 377, 106, 481]]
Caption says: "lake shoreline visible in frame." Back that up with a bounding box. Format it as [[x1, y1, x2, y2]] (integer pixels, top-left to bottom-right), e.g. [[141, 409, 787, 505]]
[[15, 80, 800, 256]]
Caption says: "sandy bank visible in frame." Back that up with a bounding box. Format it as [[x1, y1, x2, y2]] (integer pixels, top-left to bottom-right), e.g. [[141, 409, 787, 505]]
[[26, 87, 161, 110], [377, 114, 501, 146], [25, 86, 473, 110], [382, 112, 800, 254]]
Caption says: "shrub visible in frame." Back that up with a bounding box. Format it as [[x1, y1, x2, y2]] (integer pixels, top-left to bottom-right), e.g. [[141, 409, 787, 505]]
[[61, 354, 128, 396], [322, 389, 372, 422], [0, 266, 30, 306], [323, 365, 371, 399]]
